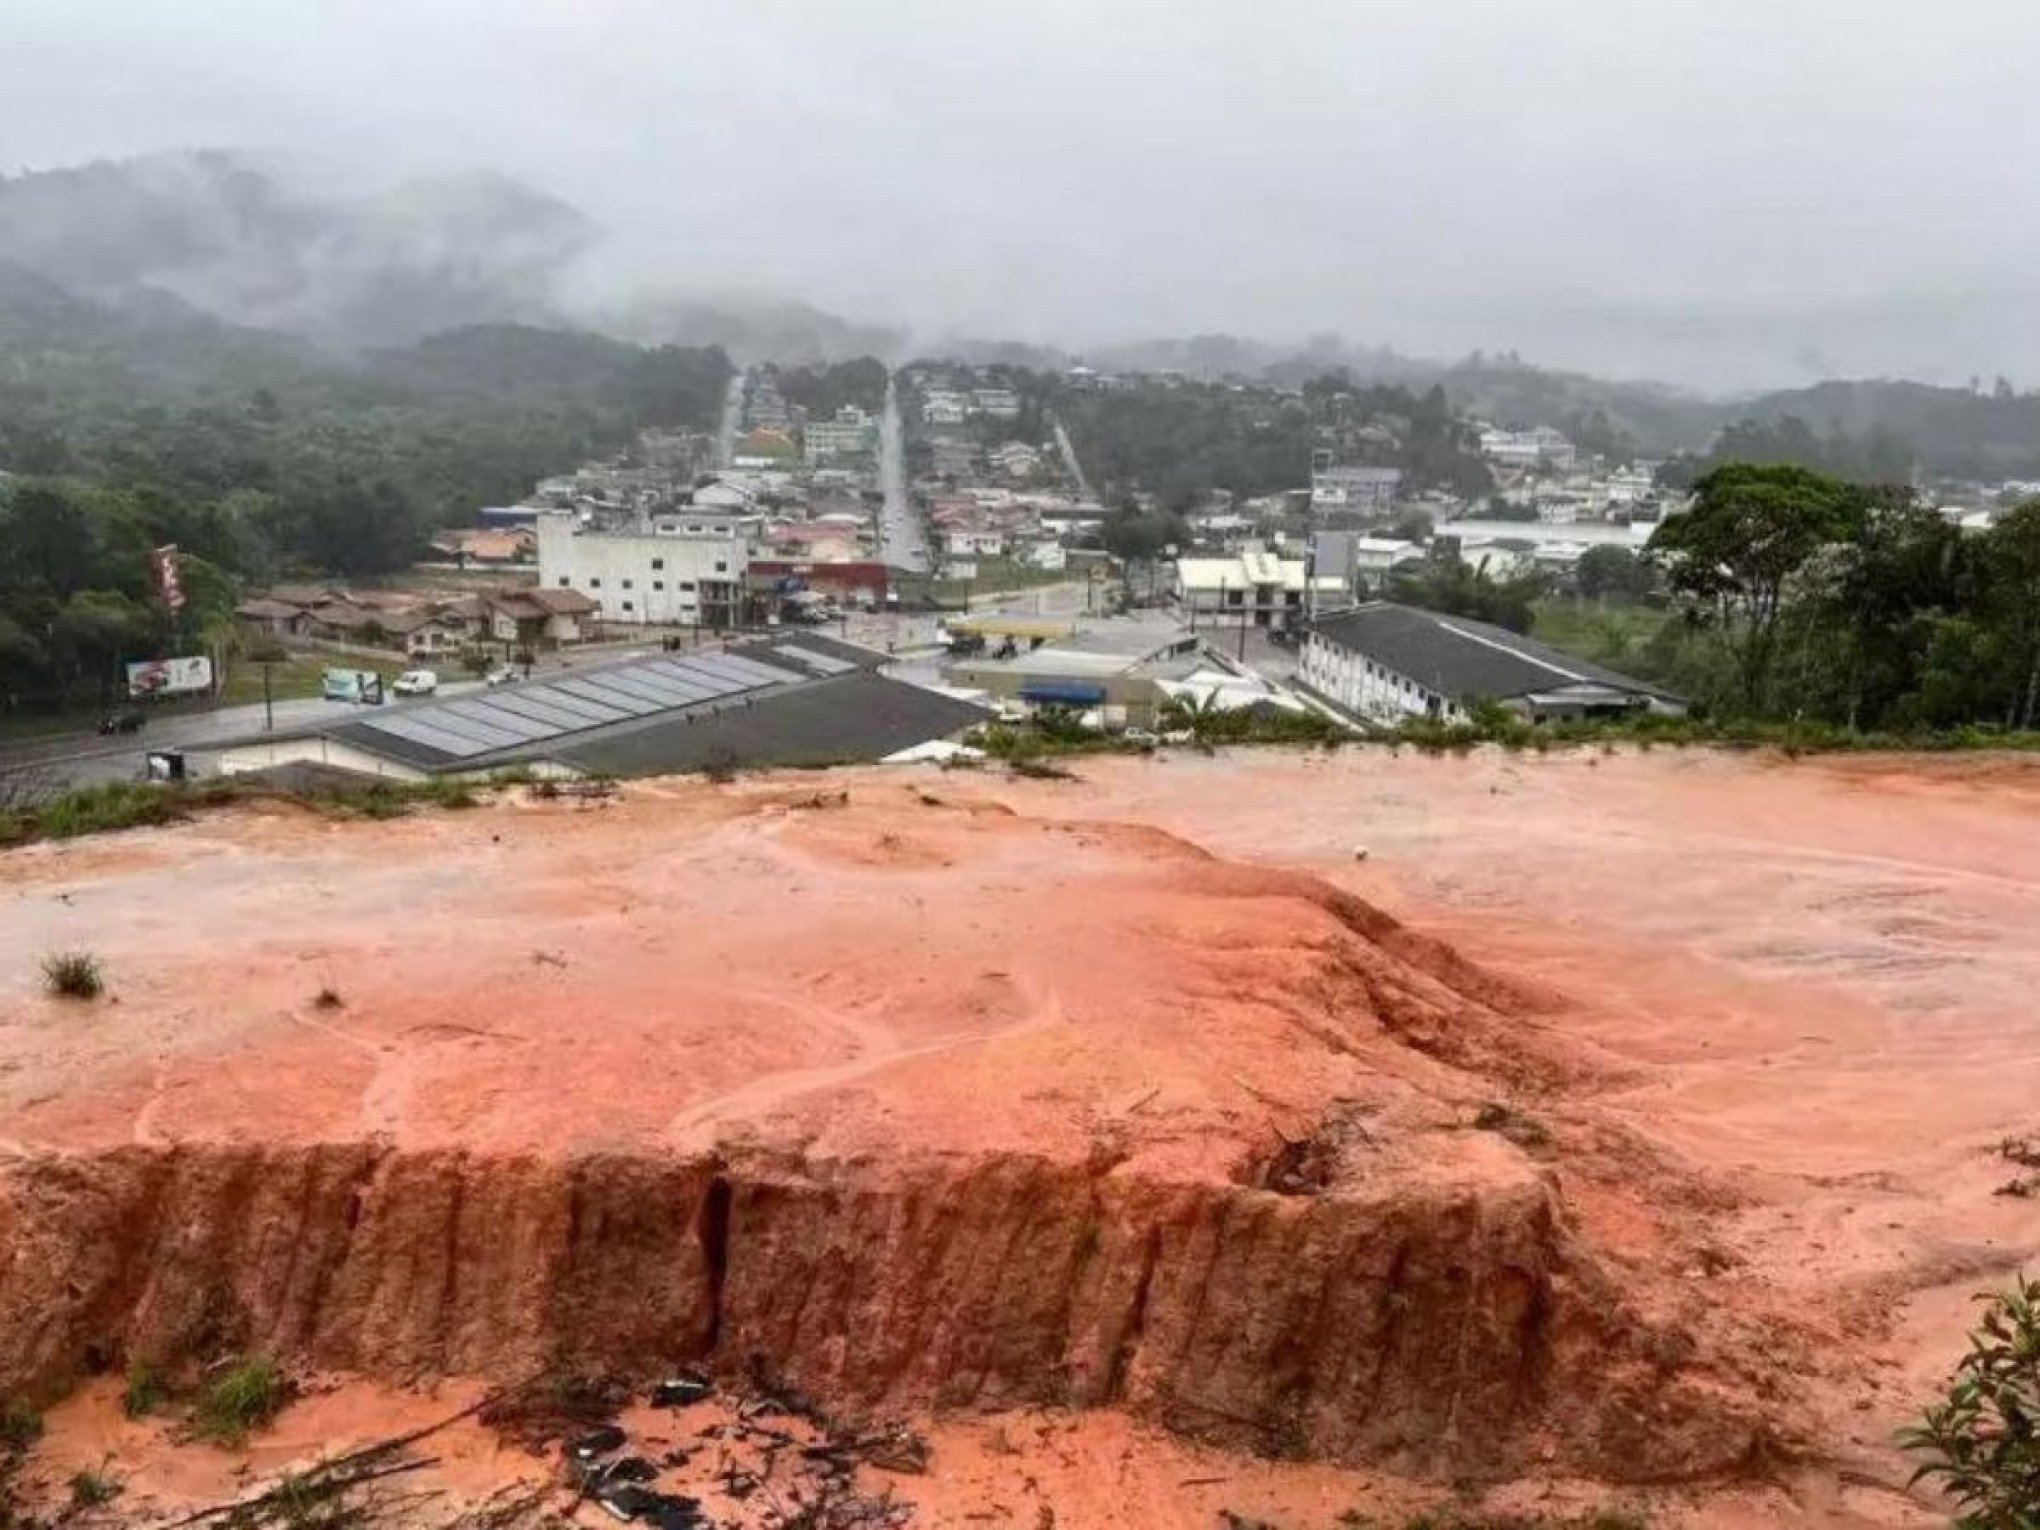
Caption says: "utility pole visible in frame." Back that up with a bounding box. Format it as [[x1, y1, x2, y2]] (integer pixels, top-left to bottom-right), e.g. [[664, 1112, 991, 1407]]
[[262, 658, 274, 733]]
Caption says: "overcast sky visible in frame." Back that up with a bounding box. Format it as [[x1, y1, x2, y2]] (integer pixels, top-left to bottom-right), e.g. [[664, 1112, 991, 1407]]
[[3, 0, 2036, 390]]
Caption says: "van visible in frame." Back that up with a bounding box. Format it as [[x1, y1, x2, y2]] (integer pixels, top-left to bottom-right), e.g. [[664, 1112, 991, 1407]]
[[322, 668, 385, 705]]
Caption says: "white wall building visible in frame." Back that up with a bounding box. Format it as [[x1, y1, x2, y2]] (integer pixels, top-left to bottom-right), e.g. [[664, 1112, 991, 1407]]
[[537, 512, 748, 628], [1301, 602, 1683, 724], [1175, 545, 1344, 630], [803, 407, 877, 463], [922, 391, 969, 426], [1479, 426, 1579, 474], [1309, 459, 1403, 514]]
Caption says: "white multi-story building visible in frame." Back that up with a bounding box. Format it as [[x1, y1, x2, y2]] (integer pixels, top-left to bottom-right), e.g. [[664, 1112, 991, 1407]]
[[803, 406, 877, 463], [536, 511, 749, 629], [922, 391, 969, 426], [972, 387, 1022, 420], [1478, 426, 1578, 473], [1174, 545, 1345, 631], [1309, 457, 1403, 514]]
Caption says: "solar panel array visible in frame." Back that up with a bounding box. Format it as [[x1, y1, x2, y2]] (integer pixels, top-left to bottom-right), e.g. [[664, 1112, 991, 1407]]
[[354, 651, 798, 761]]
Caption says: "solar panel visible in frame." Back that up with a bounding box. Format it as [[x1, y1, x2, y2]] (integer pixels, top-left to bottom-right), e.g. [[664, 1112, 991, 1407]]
[[521, 686, 629, 723], [639, 672, 716, 704], [436, 700, 554, 742], [362, 712, 496, 759], [559, 677, 662, 715], [593, 668, 698, 706], [714, 652, 803, 686], [680, 654, 765, 690], [486, 690, 616, 730], [772, 644, 856, 675], [399, 707, 528, 751], [662, 660, 748, 698], [540, 680, 642, 719]]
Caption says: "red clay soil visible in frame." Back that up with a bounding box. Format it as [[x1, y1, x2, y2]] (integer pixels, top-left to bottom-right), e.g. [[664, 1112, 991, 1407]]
[[1, 748, 2036, 1526]]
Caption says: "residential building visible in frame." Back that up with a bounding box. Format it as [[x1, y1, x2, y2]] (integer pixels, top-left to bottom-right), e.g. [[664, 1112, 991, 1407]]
[[1300, 602, 1684, 724], [536, 511, 747, 629], [942, 528, 1008, 559], [427, 527, 535, 566], [972, 387, 1022, 420], [988, 441, 1043, 479], [922, 391, 969, 426], [1174, 545, 1345, 631], [1310, 531, 1423, 595], [1478, 426, 1579, 473], [1309, 455, 1403, 514], [733, 427, 799, 467], [481, 588, 598, 648], [802, 406, 878, 463]]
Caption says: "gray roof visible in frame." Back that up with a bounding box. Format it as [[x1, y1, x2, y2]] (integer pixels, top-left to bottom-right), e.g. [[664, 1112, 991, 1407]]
[[555, 669, 987, 776], [321, 635, 978, 777], [1308, 603, 1680, 704]]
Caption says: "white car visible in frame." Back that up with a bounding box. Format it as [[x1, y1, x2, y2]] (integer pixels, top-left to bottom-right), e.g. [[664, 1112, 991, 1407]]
[[392, 669, 439, 697]]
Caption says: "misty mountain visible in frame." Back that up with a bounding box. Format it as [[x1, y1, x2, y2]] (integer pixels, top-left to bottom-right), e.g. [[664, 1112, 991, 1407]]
[[0, 150, 592, 348], [597, 292, 903, 367]]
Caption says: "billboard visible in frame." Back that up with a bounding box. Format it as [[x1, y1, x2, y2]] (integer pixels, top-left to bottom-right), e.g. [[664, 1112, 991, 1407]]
[[149, 545, 185, 611], [126, 655, 214, 699]]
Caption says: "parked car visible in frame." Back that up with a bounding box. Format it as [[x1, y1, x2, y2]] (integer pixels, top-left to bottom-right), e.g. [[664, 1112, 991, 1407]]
[[1121, 727, 1160, 747], [483, 666, 515, 687], [392, 669, 439, 697], [97, 708, 146, 735]]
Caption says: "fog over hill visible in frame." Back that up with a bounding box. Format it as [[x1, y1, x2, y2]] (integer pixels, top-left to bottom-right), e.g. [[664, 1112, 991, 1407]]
[[13, 150, 2040, 473]]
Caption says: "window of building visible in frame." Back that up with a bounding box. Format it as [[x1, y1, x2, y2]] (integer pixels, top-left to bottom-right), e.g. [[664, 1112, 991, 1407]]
[[651, 557, 664, 570], [622, 601, 634, 613], [557, 577, 570, 587], [680, 581, 697, 592], [714, 560, 728, 574], [621, 578, 633, 590], [653, 580, 665, 591], [589, 577, 601, 588]]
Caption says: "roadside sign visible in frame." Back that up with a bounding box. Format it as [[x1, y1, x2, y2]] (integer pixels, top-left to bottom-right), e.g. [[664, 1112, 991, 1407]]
[[126, 655, 214, 698]]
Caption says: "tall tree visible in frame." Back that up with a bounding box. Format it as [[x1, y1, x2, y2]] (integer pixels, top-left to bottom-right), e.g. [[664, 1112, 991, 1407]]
[[1647, 464, 1863, 709]]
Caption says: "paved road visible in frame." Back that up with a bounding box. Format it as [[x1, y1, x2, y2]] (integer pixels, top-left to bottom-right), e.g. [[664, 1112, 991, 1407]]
[[1, 682, 487, 795]]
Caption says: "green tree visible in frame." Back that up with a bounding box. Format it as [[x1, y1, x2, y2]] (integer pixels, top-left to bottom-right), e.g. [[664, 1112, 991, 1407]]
[[1574, 545, 1654, 603], [1900, 1273, 2040, 1528], [1647, 464, 1863, 710]]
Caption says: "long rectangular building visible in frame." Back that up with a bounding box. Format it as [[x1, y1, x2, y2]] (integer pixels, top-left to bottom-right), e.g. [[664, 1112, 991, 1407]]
[[1301, 602, 1684, 724]]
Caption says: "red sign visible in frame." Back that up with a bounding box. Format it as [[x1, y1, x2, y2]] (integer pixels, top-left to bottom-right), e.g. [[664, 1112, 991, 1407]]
[[150, 545, 185, 611]]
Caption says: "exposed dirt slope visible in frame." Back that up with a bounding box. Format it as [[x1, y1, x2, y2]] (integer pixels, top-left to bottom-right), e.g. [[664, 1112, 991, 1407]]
[[0, 778, 1786, 1487]]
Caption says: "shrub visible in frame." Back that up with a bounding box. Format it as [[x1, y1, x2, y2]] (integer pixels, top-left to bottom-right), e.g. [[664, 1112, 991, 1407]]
[[69, 1468, 121, 1507], [41, 949, 104, 1000], [0, 1400, 41, 1451], [1900, 1273, 2040, 1525], [122, 1359, 167, 1418], [191, 1355, 291, 1446]]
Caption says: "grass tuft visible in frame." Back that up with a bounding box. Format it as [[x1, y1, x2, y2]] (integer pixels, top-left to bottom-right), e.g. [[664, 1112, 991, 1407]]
[[190, 1355, 291, 1446], [122, 1359, 167, 1418], [41, 949, 104, 1000]]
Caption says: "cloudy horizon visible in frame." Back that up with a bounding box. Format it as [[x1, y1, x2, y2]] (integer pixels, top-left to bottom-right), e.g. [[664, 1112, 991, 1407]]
[[3, 0, 2035, 392]]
